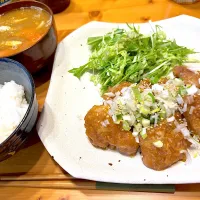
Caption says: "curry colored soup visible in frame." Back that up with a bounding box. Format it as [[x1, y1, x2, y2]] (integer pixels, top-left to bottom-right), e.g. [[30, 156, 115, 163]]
[[0, 6, 52, 58]]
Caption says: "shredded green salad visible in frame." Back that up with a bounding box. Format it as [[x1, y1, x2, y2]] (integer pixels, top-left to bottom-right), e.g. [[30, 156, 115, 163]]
[[69, 25, 196, 94]]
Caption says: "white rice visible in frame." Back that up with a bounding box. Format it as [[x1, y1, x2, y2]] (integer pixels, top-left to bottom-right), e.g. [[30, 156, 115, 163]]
[[0, 81, 29, 144]]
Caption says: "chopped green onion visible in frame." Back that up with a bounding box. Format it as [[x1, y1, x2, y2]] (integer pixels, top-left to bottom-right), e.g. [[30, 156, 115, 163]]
[[151, 108, 160, 114], [116, 114, 123, 121], [142, 118, 150, 127], [147, 93, 155, 103], [122, 120, 131, 131], [135, 123, 142, 132], [178, 85, 187, 96], [140, 105, 150, 116], [132, 87, 142, 102], [140, 128, 147, 139]]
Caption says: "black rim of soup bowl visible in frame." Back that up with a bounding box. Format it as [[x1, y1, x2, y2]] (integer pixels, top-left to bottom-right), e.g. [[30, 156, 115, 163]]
[[0, 0, 54, 58], [0, 58, 38, 160]]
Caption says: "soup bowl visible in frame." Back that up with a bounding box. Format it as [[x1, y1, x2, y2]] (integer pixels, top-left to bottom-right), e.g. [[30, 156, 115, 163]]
[[0, 1, 57, 74], [0, 58, 38, 162]]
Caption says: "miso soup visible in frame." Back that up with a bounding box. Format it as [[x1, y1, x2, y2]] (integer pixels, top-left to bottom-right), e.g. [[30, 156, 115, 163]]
[[0, 6, 52, 57]]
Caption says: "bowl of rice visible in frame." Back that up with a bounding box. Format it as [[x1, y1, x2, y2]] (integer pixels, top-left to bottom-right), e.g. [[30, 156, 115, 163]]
[[0, 58, 38, 161]]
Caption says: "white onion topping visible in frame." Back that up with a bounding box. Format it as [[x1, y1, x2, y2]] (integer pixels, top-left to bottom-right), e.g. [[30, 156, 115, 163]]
[[187, 85, 198, 95], [132, 131, 139, 137], [104, 92, 115, 97], [154, 114, 158, 126], [123, 115, 131, 121], [152, 84, 163, 92], [101, 119, 109, 127], [167, 116, 175, 122], [121, 87, 128, 94], [177, 95, 184, 105], [153, 140, 163, 148], [104, 100, 113, 106], [180, 127, 190, 137], [182, 103, 188, 113], [135, 136, 139, 143]]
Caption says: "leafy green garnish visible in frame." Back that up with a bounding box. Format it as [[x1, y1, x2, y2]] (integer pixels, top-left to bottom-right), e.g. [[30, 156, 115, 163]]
[[69, 25, 195, 94]]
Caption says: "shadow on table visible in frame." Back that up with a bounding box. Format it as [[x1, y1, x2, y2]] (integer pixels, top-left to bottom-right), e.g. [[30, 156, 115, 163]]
[[0, 127, 44, 176], [33, 51, 55, 88]]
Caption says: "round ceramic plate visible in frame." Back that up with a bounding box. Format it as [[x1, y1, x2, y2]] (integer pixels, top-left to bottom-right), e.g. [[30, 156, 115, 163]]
[[37, 15, 200, 184]]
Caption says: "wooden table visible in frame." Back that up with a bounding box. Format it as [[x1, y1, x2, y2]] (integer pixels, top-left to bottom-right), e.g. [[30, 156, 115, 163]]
[[1, 0, 200, 199]]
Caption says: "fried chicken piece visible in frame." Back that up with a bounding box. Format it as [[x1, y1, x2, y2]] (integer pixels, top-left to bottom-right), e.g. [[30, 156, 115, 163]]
[[137, 79, 151, 91], [139, 113, 190, 171], [102, 82, 132, 100], [103, 80, 152, 100], [173, 66, 200, 88], [158, 77, 168, 84], [84, 105, 139, 156], [183, 95, 200, 138], [173, 66, 200, 137]]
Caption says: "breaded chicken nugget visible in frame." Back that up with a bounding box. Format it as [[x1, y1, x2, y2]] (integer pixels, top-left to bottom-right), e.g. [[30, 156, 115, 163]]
[[183, 95, 200, 138], [102, 82, 132, 100], [173, 66, 200, 88], [84, 105, 139, 156], [103, 80, 151, 100], [139, 113, 190, 170], [173, 66, 200, 138]]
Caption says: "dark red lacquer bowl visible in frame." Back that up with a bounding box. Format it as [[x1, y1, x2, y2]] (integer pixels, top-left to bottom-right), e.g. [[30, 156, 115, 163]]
[[0, 0, 57, 74]]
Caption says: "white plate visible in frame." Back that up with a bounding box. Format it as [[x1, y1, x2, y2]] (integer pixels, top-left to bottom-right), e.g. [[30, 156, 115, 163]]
[[37, 15, 200, 184]]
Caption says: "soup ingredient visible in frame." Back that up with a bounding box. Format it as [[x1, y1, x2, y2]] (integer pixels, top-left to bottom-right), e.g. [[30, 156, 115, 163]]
[[2, 40, 22, 47], [0, 81, 29, 144], [139, 112, 191, 171], [0, 26, 10, 32], [84, 105, 139, 156], [69, 25, 196, 94], [0, 6, 52, 58]]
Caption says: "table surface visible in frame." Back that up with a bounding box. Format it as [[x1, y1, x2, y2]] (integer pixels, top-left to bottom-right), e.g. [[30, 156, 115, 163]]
[[1, 0, 200, 199]]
